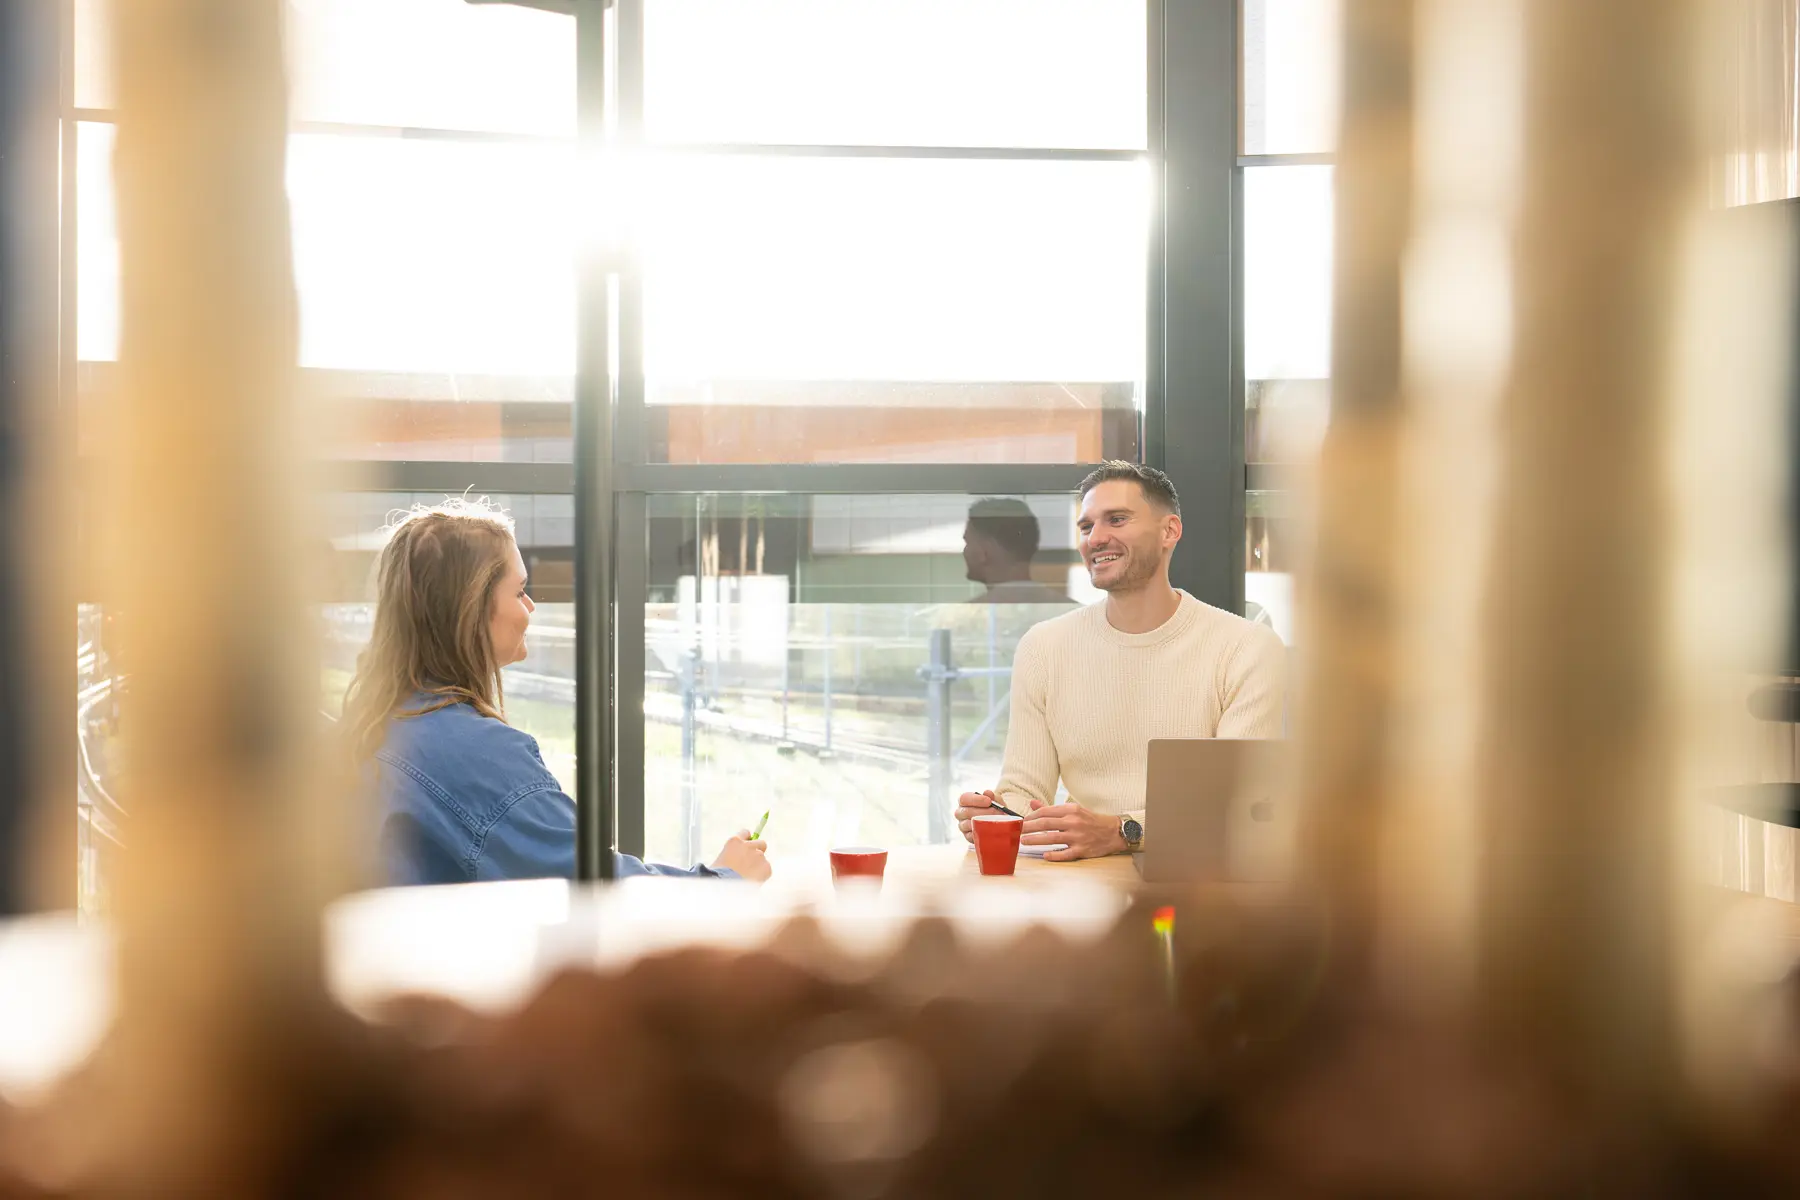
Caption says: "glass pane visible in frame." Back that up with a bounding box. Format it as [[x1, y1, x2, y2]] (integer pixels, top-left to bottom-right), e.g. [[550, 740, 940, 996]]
[[323, 491, 576, 790], [77, 492, 578, 914], [1242, 0, 1342, 156], [76, 0, 576, 136], [642, 492, 1094, 866], [645, 0, 1146, 149], [72, 0, 110, 111], [78, 124, 575, 461], [1245, 164, 1333, 462], [1245, 493, 1298, 645], [642, 157, 1147, 463]]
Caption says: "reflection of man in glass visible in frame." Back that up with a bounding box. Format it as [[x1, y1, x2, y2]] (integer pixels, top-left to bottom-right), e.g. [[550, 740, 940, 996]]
[[962, 498, 1072, 605]]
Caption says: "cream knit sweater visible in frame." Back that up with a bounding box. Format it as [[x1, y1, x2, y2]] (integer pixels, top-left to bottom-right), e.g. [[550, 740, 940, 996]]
[[994, 591, 1287, 840]]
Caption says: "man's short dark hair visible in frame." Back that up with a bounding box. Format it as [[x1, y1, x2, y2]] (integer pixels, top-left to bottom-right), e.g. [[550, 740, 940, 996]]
[[1077, 461, 1181, 515], [966, 497, 1041, 562]]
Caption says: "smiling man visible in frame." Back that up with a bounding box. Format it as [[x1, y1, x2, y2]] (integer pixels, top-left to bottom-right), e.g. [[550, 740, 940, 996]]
[[953, 462, 1287, 860]]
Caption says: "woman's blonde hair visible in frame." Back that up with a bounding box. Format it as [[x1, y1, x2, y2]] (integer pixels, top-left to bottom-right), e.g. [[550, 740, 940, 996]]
[[341, 497, 518, 762]]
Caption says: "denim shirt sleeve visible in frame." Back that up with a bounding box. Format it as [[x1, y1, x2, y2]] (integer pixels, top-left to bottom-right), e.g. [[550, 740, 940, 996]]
[[375, 707, 733, 885]]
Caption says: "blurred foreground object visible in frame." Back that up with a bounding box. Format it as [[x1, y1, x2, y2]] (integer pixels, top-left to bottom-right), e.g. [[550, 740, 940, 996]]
[[0, 0, 1798, 1194], [69, 0, 352, 1189], [0, 0, 74, 914]]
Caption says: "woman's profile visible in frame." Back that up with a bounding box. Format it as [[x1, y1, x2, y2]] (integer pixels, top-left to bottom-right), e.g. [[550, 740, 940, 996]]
[[342, 498, 769, 886]]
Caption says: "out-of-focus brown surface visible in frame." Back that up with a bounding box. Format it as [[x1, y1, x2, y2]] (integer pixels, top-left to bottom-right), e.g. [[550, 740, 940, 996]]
[[1475, 0, 1699, 1126], [79, 0, 354, 1191], [1291, 0, 1415, 1001], [0, 895, 1792, 1197], [3, 0, 1800, 1195]]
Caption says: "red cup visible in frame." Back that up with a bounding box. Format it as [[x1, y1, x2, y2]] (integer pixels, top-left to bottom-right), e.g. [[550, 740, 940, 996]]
[[972, 814, 1023, 876], [829, 847, 888, 889]]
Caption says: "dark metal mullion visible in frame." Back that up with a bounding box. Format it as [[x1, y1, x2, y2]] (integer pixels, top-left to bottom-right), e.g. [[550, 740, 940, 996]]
[[1230, 162, 1247, 541], [1157, 0, 1241, 613], [613, 489, 647, 857], [573, 0, 615, 882], [611, 0, 648, 859]]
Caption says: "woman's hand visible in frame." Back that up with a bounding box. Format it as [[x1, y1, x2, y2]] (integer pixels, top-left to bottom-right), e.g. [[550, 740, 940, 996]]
[[712, 829, 772, 883]]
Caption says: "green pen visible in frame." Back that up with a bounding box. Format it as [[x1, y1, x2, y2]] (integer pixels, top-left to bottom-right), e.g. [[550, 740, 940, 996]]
[[750, 810, 770, 841]]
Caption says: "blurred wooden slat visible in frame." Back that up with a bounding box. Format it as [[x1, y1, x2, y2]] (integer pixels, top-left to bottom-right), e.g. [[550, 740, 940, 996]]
[[1294, 0, 1416, 995], [0, 0, 74, 914], [97, 0, 340, 1186], [1476, 0, 1702, 1128]]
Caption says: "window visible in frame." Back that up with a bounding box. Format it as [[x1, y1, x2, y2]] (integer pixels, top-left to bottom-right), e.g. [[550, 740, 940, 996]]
[[1244, 164, 1333, 465], [640, 156, 1147, 464], [640, 492, 1089, 865], [1240, 3, 1339, 645], [71, 0, 1172, 882], [75, 0, 576, 135], [620, 0, 1153, 856], [643, 0, 1146, 150], [1241, 0, 1342, 156], [76, 123, 577, 463]]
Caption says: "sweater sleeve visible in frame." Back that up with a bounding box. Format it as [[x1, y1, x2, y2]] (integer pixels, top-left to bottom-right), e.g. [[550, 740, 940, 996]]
[[1216, 625, 1289, 739], [995, 627, 1062, 815]]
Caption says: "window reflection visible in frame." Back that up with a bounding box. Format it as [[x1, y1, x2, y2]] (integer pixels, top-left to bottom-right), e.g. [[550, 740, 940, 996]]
[[643, 493, 1086, 864]]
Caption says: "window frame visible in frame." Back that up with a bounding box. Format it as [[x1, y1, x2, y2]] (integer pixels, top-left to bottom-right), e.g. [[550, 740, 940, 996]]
[[63, 0, 1247, 873]]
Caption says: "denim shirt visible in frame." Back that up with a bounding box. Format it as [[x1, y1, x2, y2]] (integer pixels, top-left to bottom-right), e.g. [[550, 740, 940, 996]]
[[373, 696, 732, 886]]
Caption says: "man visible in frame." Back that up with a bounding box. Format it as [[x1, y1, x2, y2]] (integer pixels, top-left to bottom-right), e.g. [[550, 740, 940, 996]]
[[954, 462, 1286, 860], [962, 498, 1074, 605]]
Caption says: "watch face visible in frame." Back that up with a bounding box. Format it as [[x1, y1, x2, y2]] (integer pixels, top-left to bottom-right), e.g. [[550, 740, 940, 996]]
[[1123, 818, 1143, 844]]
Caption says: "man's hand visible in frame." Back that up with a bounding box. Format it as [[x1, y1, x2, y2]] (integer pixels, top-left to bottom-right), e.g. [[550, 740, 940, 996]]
[[1021, 799, 1126, 862], [954, 789, 1001, 843], [712, 829, 772, 883]]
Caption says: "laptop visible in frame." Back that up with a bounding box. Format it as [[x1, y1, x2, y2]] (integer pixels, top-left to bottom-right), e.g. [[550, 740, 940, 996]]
[[1138, 739, 1297, 884]]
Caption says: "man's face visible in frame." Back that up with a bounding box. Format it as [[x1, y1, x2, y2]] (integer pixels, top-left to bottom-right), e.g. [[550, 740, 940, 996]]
[[1077, 480, 1179, 593], [962, 523, 994, 583]]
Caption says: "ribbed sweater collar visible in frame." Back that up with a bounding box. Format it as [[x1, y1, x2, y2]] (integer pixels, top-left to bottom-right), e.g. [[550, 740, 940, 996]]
[[1086, 589, 1198, 648]]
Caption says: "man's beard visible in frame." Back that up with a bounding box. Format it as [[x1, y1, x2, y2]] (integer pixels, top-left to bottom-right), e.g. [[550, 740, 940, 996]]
[[1090, 548, 1160, 593]]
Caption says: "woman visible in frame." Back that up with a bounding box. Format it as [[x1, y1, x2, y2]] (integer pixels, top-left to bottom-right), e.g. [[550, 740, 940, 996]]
[[342, 498, 769, 887]]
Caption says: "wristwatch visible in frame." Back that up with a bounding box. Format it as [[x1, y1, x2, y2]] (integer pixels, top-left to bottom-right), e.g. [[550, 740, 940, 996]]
[[1119, 815, 1144, 852]]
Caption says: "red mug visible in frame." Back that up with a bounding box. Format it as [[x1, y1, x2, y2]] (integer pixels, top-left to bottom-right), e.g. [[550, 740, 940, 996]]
[[971, 814, 1023, 876], [829, 847, 888, 888]]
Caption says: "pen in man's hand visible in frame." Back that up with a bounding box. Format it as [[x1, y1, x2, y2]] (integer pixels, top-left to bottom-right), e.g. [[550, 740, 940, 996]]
[[750, 810, 770, 841], [986, 797, 1022, 818]]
